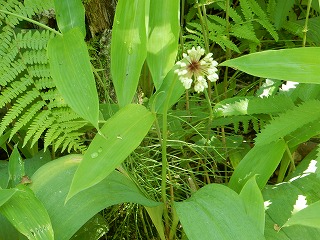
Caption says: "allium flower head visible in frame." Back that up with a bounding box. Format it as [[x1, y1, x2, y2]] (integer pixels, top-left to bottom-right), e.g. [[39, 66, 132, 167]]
[[174, 46, 219, 93]]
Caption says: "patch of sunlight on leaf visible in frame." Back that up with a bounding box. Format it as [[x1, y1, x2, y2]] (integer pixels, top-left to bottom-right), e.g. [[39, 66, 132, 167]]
[[289, 159, 318, 182], [264, 200, 272, 211], [292, 195, 308, 215]]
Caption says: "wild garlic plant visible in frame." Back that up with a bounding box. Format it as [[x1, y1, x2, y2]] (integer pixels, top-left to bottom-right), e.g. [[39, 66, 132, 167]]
[[174, 46, 219, 93]]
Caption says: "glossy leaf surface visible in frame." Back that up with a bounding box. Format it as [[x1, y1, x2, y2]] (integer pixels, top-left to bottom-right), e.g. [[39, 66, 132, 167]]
[[175, 184, 265, 240], [263, 150, 320, 239], [48, 28, 99, 129], [239, 175, 265, 234], [149, 67, 184, 114], [54, 0, 86, 36], [67, 104, 155, 200], [30, 155, 160, 240], [147, 0, 179, 89], [111, 0, 148, 107], [220, 47, 320, 83], [229, 139, 286, 193], [0, 185, 54, 240]]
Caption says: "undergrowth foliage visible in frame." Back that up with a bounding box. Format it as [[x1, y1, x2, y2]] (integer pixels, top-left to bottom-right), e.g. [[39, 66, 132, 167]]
[[0, 0, 88, 153], [1, 0, 320, 239], [185, 0, 279, 53]]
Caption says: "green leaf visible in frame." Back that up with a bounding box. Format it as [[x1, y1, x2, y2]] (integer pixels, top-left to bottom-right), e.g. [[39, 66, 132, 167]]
[[24, 150, 51, 177], [149, 67, 185, 114], [0, 214, 26, 240], [239, 175, 265, 234], [30, 154, 160, 240], [263, 151, 320, 239], [228, 139, 286, 193], [0, 189, 16, 207], [220, 47, 320, 83], [48, 28, 99, 129], [255, 100, 320, 146], [0, 160, 9, 189], [8, 146, 24, 188], [67, 104, 155, 200], [111, 0, 148, 107], [145, 205, 165, 240], [273, 0, 295, 30], [175, 184, 265, 240], [0, 185, 54, 240], [147, 0, 180, 89], [283, 200, 320, 229], [54, 0, 86, 36], [70, 214, 108, 240]]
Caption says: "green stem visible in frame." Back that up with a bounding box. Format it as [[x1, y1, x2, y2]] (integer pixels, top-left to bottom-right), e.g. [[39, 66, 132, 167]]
[[169, 206, 179, 240], [196, 2, 209, 54], [224, 0, 231, 98], [0, 10, 62, 36], [302, 0, 312, 47], [161, 110, 169, 235], [204, 89, 213, 142], [285, 143, 296, 172]]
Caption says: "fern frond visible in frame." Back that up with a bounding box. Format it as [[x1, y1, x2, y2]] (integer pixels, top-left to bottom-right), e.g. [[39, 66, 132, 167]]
[[34, 77, 55, 90], [24, 110, 51, 146], [0, 0, 90, 153], [255, 100, 320, 146], [283, 21, 303, 38], [230, 24, 259, 42], [22, 49, 47, 64], [16, 30, 54, 50], [215, 2, 243, 23], [240, 0, 254, 21], [52, 122, 87, 151], [44, 122, 87, 152], [10, 100, 45, 139], [214, 95, 295, 117], [28, 64, 51, 78], [0, 88, 39, 135], [0, 78, 33, 108]]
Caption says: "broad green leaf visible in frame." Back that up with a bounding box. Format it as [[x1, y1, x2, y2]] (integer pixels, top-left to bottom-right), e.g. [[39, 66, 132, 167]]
[[255, 100, 320, 146], [228, 139, 286, 193], [0, 214, 27, 240], [111, 0, 148, 107], [67, 104, 155, 200], [145, 205, 165, 240], [239, 175, 265, 234], [283, 199, 320, 229], [175, 184, 265, 240], [0, 160, 9, 189], [147, 0, 179, 89], [0, 185, 54, 240], [220, 47, 320, 83], [149, 67, 184, 114], [48, 28, 99, 129], [8, 146, 24, 188], [24, 150, 51, 177], [30, 155, 160, 240], [0, 189, 16, 206], [70, 214, 108, 240], [263, 150, 320, 239], [54, 0, 86, 36]]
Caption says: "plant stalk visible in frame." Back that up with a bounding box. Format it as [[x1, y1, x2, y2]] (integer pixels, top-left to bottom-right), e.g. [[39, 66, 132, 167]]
[[302, 0, 312, 47], [0, 10, 62, 36], [161, 110, 170, 236]]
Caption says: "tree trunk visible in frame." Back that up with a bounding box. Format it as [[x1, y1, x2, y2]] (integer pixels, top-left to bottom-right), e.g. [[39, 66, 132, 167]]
[[84, 0, 117, 37]]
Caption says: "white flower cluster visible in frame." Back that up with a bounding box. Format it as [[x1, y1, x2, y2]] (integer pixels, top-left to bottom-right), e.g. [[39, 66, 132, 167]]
[[174, 46, 219, 93]]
